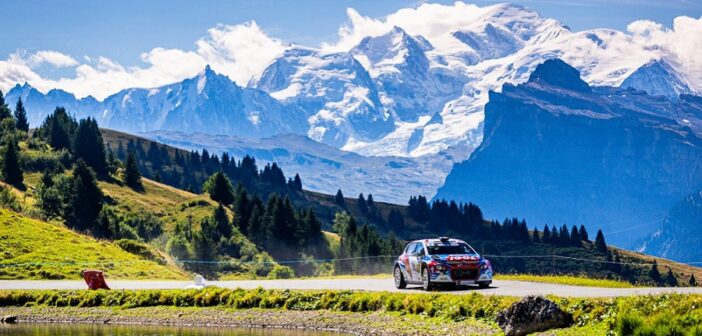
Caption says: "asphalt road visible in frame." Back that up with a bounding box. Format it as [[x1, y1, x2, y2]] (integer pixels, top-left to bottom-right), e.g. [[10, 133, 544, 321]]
[[2, 279, 702, 297]]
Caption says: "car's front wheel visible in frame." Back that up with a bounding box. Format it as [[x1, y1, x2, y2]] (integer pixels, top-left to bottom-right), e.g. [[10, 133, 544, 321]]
[[421, 267, 432, 291], [394, 266, 407, 289]]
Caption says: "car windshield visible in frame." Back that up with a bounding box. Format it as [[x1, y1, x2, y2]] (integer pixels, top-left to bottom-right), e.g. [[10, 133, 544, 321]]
[[427, 243, 476, 255]]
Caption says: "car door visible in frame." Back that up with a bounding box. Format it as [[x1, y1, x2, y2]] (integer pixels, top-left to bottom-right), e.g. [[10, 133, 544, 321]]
[[409, 242, 425, 281], [400, 243, 415, 280]]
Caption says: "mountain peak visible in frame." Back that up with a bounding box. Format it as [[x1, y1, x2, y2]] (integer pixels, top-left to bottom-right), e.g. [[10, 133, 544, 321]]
[[528, 58, 591, 92], [620, 59, 691, 100], [200, 64, 216, 77]]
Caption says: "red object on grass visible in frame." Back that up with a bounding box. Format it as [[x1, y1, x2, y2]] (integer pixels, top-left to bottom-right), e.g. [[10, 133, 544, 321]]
[[82, 270, 110, 290]]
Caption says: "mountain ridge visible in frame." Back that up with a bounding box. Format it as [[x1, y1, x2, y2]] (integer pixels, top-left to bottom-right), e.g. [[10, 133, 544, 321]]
[[434, 59, 702, 248]]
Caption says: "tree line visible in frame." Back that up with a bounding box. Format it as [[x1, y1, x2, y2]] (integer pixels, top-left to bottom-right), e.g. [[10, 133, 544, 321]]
[[1, 95, 694, 284]]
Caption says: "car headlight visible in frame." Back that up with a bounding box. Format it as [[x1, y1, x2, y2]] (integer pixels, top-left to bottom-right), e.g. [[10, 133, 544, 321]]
[[435, 264, 449, 271], [480, 263, 489, 270]]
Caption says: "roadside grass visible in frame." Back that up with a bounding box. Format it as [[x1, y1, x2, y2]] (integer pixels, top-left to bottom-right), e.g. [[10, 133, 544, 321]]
[[1, 289, 702, 335], [0, 209, 187, 280], [494, 274, 636, 288]]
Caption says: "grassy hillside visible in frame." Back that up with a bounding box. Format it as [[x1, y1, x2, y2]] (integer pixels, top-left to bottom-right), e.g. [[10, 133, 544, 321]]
[[11, 169, 281, 279], [98, 129, 702, 285], [98, 176, 281, 277], [3, 126, 698, 283], [0, 209, 186, 280]]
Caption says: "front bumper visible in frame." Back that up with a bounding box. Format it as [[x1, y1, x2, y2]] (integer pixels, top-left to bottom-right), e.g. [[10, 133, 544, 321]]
[[430, 268, 493, 284]]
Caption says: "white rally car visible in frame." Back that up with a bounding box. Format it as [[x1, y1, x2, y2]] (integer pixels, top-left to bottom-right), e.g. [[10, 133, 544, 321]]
[[393, 237, 493, 290]]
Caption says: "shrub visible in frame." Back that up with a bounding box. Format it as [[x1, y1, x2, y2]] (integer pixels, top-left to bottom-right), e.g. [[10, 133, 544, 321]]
[[115, 239, 166, 265], [618, 313, 643, 335], [268, 265, 294, 279], [0, 184, 20, 212]]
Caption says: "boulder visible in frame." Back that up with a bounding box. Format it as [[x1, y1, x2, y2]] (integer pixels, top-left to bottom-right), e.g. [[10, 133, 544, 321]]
[[496, 296, 572, 336], [1, 315, 17, 323]]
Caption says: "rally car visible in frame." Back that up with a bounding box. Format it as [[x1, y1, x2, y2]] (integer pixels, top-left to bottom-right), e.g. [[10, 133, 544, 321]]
[[393, 237, 492, 290]]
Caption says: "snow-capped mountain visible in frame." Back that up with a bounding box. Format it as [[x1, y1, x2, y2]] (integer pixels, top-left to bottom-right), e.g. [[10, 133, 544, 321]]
[[350, 27, 463, 123], [8, 66, 308, 138], [100, 66, 307, 137], [6, 2, 702, 206], [11, 3, 697, 159], [6, 83, 100, 126], [620, 60, 694, 100], [254, 47, 394, 147]]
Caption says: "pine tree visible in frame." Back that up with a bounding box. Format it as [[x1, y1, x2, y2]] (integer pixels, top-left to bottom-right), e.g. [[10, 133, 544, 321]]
[[388, 208, 404, 232], [203, 172, 234, 205], [649, 260, 662, 285], [0, 91, 11, 121], [72, 118, 107, 176], [532, 227, 540, 243], [36, 107, 77, 151], [594, 229, 607, 253], [291, 173, 302, 191], [611, 252, 622, 273], [232, 185, 250, 233], [367, 194, 375, 208], [124, 152, 142, 188], [579, 225, 589, 241], [570, 225, 581, 246], [335, 189, 345, 207], [212, 204, 232, 239], [542, 225, 551, 243], [559, 225, 569, 245], [690, 274, 697, 287], [357, 193, 368, 214], [192, 219, 218, 264], [1, 140, 23, 187], [68, 159, 104, 232], [13, 98, 29, 132], [248, 202, 266, 244], [116, 141, 126, 160], [665, 268, 678, 287]]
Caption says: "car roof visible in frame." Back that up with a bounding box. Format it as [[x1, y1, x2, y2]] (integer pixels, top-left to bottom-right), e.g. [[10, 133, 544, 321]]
[[411, 238, 467, 245]]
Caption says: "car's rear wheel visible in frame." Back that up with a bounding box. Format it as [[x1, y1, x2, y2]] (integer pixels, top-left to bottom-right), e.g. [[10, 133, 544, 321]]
[[421, 267, 432, 291], [393, 266, 407, 289]]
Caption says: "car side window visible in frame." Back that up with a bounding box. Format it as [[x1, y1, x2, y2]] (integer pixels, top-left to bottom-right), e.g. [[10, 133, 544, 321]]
[[405, 243, 416, 255], [414, 243, 425, 256]]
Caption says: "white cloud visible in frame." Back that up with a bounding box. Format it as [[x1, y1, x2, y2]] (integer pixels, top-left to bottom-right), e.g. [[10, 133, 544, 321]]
[[196, 22, 287, 85], [0, 60, 42, 94], [0, 21, 285, 100], [320, 2, 498, 53], [0, 2, 701, 99], [627, 15, 702, 85], [27, 50, 79, 68]]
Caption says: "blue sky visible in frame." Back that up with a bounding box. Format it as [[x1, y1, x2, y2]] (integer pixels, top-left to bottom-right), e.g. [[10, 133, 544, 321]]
[[3, 0, 700, 68], [1, 0, 700, 99]]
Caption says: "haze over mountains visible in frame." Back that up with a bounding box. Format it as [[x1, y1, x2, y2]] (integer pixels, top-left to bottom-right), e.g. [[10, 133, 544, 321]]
[[4, 3, 702, 254]]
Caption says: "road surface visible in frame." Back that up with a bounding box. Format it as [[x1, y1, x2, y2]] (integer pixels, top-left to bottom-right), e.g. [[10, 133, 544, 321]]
[[2, 279, 702, 297]]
